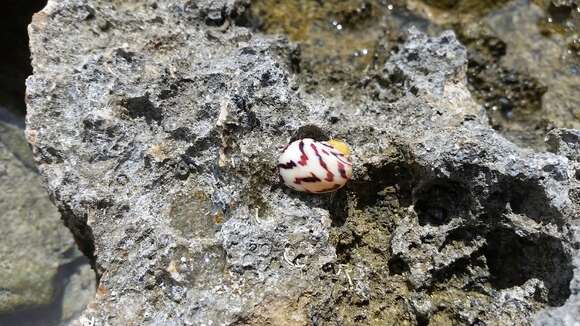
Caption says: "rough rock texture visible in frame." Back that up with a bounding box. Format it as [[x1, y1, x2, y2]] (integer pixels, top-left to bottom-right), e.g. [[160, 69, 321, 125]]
[[26, 0, 579, 325], [409, 0, 579, 151], [535, 128, 580, 326], [0, 116, 95, 325], [547, 128, 580, 162]]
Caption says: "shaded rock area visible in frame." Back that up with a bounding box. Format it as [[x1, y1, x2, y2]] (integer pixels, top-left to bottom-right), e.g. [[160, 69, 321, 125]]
[[25, 0, 579, 325], [0, 1, 48, 118], [0, 116, 95, 326]]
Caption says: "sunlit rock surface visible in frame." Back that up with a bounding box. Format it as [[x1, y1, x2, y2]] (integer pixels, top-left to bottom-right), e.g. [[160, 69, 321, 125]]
[[26, 0, 579, 324]]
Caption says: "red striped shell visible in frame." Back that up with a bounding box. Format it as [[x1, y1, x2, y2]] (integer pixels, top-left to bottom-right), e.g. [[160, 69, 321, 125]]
[[277, 138, 353, 193]]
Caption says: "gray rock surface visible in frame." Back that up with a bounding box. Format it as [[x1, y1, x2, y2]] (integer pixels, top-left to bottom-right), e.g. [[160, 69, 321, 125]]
[[26, 0, 579, 325], [535, 129, 580, 326], [61, 263, 97, 323], [0, 117, 95, 325], [547, 128, 580, 162], [0, 120, 62, 314]]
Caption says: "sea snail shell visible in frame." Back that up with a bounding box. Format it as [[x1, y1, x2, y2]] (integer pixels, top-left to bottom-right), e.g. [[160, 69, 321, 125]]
[[278, 138, 353, 193]]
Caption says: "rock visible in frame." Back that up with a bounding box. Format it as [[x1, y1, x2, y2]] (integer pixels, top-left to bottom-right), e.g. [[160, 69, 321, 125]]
[[407, 0, 580, 151], [534, 224, 580, 326], [537, 130, 580, 326], [61, 263, 98, 322], [546, 128, 580, 162], [0, 111, 35, 170], [0, 119, 95, 324], [0, 120, 63, 315], [26, 0, 579, 324]]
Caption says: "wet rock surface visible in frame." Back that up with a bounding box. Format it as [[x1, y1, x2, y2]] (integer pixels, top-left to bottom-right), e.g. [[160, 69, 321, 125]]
[[26, 0, 579, 325], [410, 0, 580, 150], [253, 0, 579, 150]]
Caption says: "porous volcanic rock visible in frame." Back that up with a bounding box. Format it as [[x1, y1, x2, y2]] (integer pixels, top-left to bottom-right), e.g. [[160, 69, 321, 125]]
[[26, 0, 579, 324]]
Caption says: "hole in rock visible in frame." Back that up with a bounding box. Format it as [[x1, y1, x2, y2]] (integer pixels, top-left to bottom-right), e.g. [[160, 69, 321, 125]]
[[334, 231, 362, 264], [121, 93, 162, 124], [289, 124, 329, 143], [388, 256, 410, 275], [507, 179, 563, 225], [485, 228, 573, 306], [414, 180, 472, 226], [484, 177, 564, 226]]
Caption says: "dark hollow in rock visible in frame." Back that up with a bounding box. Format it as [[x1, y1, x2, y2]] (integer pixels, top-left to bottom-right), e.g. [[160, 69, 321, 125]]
[[486, 176, 566, 226], [547, 2, 574, 23], [485, 228, 573, 306], [388, 255, 411, 275], [352, 159, 415, 209], [120, 94, 162, 124], [289, 124, 329, 143], [414, 180, 472, 226], [37, 146, 65, 165], [328, 188, 348, 227], [113, 48, 136, 63], [58, 204, 98, 277], [441, 227, 481, 247]]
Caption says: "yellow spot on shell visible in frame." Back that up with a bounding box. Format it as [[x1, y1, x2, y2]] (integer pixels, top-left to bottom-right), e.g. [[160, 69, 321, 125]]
[[327, 139, 350, 157]]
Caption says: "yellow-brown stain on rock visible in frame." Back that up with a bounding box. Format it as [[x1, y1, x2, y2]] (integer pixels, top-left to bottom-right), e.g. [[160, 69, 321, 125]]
[[30, 11, 48, 31], [145, 143, 171, 162], [232, 294, 311, 326]]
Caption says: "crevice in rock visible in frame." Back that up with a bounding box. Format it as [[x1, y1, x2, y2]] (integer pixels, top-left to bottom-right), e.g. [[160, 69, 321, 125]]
[[503, 178, 564, 225], [439, 227, 481, 249], [58, 204, 100, 284], [328, 189, 348, 227], [289, 124, 329, 143], [484, 175, 565, 226], [334, 231, 363, 264]]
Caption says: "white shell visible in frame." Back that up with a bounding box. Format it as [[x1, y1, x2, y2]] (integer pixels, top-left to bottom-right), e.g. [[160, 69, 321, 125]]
[[277, 138, 353, 193]]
